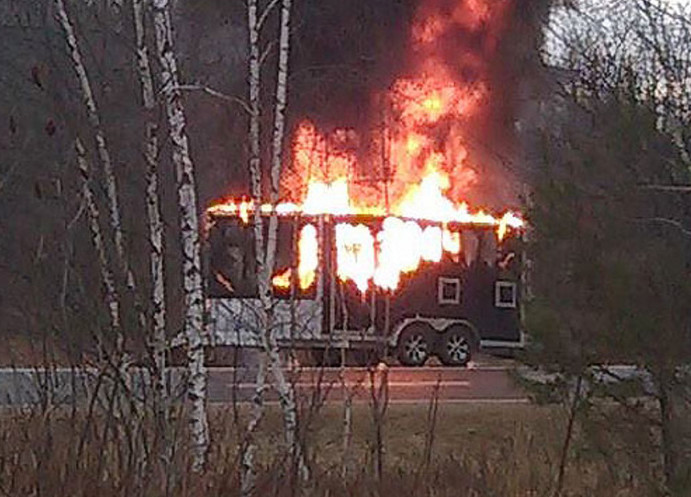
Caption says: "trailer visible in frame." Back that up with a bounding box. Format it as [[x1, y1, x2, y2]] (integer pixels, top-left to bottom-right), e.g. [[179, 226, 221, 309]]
[[204, 208, 523, 367]]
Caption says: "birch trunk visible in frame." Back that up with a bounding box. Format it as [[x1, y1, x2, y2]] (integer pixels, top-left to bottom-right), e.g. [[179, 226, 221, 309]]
[[132, 0, 169, 465], [240, 353, 267, 496], [265, 0, 308, 481], [75, 138, 120, 352], [152, 0, 209, 472], [265, 0, 291, 270], [243, 2, 269, 489], [245, 0, 307, 483], [55, 0, 127, 354]]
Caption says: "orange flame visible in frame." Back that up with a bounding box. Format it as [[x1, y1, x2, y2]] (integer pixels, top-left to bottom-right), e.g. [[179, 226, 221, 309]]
[[270, 224, 319, 290], [209, 0, 522, 294]]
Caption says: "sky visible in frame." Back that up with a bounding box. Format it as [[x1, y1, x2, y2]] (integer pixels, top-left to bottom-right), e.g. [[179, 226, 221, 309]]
[[545, 0, 690, 64]]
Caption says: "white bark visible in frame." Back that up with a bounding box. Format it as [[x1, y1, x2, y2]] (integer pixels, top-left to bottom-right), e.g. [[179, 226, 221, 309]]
[[265, 0, 308, 481], [55, 0, 128, 354], [75, 138, 120, 349], [55, 0, 146, 354], [247, 0, 266, 280], [152, 0, 209, 472], [240, 353, 267, 496], [264, 0, 291, 273], [243, 2, 269, 488], [247, 0, 308, 478], [245, 0, 307, 483], [132, 0, 168, 459], [55, 0, 128, 284]]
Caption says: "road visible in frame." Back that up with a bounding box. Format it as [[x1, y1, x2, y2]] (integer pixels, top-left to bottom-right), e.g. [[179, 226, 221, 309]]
[[208, 365, 526, 404], [0, 362, 526, 406]]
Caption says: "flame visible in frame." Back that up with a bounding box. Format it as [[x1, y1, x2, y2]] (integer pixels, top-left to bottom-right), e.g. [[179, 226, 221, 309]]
[[374, 218, 442, 291], [271, 224, 319, 290], [272, 269, 291, 289], [336, 224, 375, 292], [208, 0, 523, 294], [297, 224, 318, 289]]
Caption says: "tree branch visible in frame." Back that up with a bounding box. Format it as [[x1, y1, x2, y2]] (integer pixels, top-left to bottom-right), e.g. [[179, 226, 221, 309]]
[[173, 84, 252, 115], [259, 40, 277, 69], [634, 217, 691, 237], [257, 0, 280, 31], [640, 184, 691, 193]]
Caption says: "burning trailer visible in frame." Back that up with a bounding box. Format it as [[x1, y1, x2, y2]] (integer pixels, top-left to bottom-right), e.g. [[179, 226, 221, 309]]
[[202, 0, 530, 366], [204, 185, 524, 367]]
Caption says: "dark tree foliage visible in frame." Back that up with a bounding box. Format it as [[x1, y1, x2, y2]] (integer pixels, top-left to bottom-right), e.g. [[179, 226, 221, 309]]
[[524, 85, 691, 493], [527, 94, 691, 363]]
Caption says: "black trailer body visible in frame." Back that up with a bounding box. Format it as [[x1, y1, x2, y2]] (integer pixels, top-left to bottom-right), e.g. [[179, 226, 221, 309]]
[[205, 212, 523, 366]]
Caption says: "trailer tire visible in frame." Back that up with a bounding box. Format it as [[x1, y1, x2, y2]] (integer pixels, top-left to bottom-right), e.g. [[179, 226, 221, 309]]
[[438, 325, 475, 367], [397, 322, 433, 367]]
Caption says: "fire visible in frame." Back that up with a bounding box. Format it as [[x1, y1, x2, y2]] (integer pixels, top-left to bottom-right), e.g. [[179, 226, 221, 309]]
[[209, 0, 523, 294], [297, 224, 318, 289], [373, 218, 446, 291], [211, 174, 522, 294], [271, 224, 319, 290], [336, 224, 375, 292]]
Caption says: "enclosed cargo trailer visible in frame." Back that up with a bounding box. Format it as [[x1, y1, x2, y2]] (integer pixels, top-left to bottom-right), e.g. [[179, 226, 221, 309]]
[[204, 210, 523, 367]]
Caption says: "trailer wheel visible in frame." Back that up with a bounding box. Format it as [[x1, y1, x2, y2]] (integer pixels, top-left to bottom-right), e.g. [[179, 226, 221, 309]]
[[438, 325, 474, 367], [397, 323, 432, 367]]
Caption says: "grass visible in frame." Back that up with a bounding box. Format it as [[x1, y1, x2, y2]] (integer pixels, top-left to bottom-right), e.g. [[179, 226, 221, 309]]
[[0, 398, 659, 496]]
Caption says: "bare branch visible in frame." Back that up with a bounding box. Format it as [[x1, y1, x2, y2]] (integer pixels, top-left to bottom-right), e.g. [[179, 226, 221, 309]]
[[257, 0, 280, 31], [634, 217, 691, 237], [640, 184, 691, 192], [75, 138, 121, 349], [259, 40, 277, 69], [56, 0, 147, 349], [173, 84, 252, 115]]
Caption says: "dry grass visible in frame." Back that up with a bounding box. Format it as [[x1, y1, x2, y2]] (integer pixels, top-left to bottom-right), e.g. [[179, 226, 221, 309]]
[[0, 400, 656, 497]]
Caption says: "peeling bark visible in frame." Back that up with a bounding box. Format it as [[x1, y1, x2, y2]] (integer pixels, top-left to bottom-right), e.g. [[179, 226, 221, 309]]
[[241, 353, 267, 496], [152, 0, 209, 472], [132, 0, 169, 468], [265, 0, 291, 272], [245, 0, 307, 483], [75, 138, 120, 351], [266, 0, 309, 481], [55, 0, 128, 354], [243, 1, 269, 488], [55, 0, 148, 356]]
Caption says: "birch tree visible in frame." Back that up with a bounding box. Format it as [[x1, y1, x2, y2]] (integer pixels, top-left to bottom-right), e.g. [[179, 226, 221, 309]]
[[55, 0, 127, 355], [55, 0, 148, 358], [240, 351, 267, 496], [132, 0, 169, 465], [243, 0, 307, 485], [241, 2, 269, 491], [152, 0, 209, 472], [75, 138, 120, 354]]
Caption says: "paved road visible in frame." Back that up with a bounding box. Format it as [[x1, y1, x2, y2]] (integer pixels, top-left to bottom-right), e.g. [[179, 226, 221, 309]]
[[0, 363, 526, 406], [208, 365, 526, 404]]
